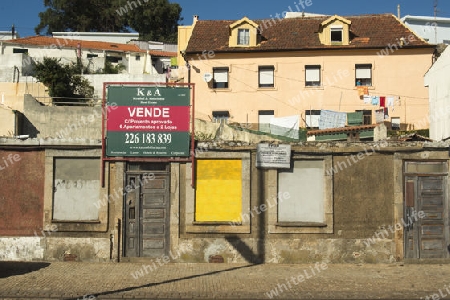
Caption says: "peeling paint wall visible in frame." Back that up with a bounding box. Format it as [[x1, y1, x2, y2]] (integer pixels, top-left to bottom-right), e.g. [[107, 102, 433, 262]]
[[1, 138, 449, 264], [44, 238, 110, 262], [0, 237, 44, 261], [176, 142, 450, 264]]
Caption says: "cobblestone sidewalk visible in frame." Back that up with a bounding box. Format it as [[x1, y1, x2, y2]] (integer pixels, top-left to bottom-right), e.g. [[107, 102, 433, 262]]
[[0, 261, 449, 299]]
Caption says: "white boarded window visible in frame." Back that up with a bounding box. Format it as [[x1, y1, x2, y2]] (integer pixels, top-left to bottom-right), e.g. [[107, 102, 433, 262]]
[[278, 160, 325, 223], [355, 64, 372, 86], [305, 65, 321, 86], [213, 67, 229, 89], [53, 158, 100, 221], [259, 66, 274, 88]]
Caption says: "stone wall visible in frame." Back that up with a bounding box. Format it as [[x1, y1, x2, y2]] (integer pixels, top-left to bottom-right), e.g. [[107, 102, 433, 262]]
[[22, 94, 102, 139]]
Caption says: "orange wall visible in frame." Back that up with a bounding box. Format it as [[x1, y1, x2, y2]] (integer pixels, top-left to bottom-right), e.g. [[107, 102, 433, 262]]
[[185, 48, 433, 129]]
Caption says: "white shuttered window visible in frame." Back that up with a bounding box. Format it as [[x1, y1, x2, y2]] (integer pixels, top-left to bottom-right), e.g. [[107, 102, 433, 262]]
[[259, 66, 274, 87], [305, 65, 321, 86]]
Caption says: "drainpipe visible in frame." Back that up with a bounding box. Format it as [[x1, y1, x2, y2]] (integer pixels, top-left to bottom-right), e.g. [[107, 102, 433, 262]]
[[187, 60, 191, 83]]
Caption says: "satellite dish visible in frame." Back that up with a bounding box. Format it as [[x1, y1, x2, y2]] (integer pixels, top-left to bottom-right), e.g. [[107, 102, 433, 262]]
[[203, 73, 213, 83]]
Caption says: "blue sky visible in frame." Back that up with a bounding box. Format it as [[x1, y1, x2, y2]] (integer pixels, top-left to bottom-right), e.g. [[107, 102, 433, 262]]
[[1, 0, 449, 37]]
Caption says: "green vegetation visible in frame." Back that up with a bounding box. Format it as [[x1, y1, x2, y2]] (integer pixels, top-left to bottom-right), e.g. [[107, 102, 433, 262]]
[[34, 57, 94, 103], [35, 0, 182, 43]]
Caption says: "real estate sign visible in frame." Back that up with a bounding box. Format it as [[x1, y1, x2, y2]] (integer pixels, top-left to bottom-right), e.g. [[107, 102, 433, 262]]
[[256, 143, 291, 169], [105, 86, 190, 157]]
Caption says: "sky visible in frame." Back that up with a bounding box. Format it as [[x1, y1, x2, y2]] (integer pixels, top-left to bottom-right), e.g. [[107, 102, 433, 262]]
[[1, 0, 449, 38]]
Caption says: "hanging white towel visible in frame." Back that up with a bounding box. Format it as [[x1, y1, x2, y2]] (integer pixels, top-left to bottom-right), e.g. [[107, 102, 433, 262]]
[[387, 96, 394, 107]]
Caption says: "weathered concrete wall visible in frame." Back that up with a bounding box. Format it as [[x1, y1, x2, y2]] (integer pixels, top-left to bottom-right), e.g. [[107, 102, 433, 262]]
[[194, 119, 282, 144], [83, 73, 166, 99], [0, 106, 15, 136], [43, 238, 110, 262], [0, 81, 49, 111], [0, 237, 44, 261], [175, 141, 449, 264], [1, 137, 449, 263], [0, 54, 35, 81], [177, 151, 396, 264], [0, 150, 44, 236], [22, 94, 102, 139]]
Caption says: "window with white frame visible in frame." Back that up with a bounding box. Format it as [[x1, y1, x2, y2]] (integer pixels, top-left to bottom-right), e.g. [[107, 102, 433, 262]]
[[305, 65, 321, 87], [213, 67, 229, 89], [258, 110, 274, 133], [330, 26, 343, 43], [258, 66, 274, 88], [305, 110, 321, 128], [391, 117, 400, 130], [355, 64, 372, 86], [237, 29, 250, 45]]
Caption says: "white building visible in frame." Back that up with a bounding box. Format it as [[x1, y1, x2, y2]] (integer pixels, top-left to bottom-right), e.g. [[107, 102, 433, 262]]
[[0, 31, 18, 41], [0, 35, 176, 99], [52, 32, 139, 44], [401, 15, 450, 44], [424, 45, 450, 141], [0, 35, 176, 77]]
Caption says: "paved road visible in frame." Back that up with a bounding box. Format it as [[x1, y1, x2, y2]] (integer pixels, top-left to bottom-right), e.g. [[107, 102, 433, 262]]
[[0, 261, 449, 299]]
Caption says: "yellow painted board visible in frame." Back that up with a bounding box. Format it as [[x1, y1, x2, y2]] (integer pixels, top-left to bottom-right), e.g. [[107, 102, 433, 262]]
[[195, 159, 242, 222]]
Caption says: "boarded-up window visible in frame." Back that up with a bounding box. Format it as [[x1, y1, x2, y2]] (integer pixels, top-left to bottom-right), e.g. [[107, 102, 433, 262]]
[[53, 158, 100, 221], [278, 160, 325, 223], [195, 159, 242, 222]]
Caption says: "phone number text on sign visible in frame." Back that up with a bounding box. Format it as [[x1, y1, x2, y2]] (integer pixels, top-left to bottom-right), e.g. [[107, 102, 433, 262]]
[[125, 133, 172, 144]]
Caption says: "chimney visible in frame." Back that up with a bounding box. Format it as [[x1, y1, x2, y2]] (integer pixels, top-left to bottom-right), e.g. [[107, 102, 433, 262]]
[[397, 4, 401, 19], [193, 15, 199, 25], [11, 24, 15, 39]]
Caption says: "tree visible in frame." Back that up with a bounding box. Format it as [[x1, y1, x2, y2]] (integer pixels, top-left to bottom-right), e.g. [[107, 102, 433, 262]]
[[35, 0, 182, 43], [34, 57, 94, 103], [126, 0, 182, 43], [35, 0, 126, 34]]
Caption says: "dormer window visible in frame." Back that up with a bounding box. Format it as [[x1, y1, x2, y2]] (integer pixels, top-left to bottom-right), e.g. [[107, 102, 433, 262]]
[[229, 17, 259, 47], [238, 29, 250, 45], [319, 15, 351, 46], [330, 26, 343, 43]]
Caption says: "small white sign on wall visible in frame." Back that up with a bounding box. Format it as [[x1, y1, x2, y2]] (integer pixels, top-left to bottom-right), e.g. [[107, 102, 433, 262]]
[[256, 143, 291, 169]]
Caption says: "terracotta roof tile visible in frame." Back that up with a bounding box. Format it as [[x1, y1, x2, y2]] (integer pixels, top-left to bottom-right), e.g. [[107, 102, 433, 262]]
[[148, 50, 177, 57], [3, 36, 146, 53], [186, 14, 432, 53]]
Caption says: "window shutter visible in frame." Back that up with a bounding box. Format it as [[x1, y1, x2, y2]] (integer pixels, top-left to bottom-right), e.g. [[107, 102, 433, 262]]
[[356, 66, 371, 79], [259, 68, 274, 85], [306, 67, 320, 82], [214, 69, 228, 83]]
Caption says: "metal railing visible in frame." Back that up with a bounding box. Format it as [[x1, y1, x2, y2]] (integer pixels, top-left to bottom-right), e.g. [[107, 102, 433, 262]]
[[33, 96, 102, 106]]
